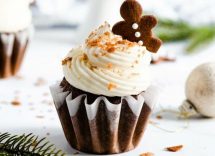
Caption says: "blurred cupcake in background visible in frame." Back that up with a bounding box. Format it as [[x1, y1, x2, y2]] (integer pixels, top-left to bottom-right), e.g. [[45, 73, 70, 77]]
[[0, 0, 32, 78]]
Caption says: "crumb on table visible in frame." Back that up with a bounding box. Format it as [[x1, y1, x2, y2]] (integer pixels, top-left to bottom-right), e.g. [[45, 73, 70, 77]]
[[166, 145, 183, 152]]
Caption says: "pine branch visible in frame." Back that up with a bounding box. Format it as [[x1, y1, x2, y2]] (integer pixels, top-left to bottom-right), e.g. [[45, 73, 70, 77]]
[[0, 133, 65, 156], [186, 26, 215, 53], [156, 27, 192, 42], [156, 18, 192, 42], [156, 18, 215, 53], [158, 18, 191, 29]]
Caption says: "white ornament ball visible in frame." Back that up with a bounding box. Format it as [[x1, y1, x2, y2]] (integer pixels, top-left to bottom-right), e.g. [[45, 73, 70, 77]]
[[180, 62, 215, 117]]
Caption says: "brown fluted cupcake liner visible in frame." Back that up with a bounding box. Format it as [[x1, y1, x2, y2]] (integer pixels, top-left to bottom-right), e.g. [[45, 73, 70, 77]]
[[0, 29, 29, 78], [50, 80, 160, 154]]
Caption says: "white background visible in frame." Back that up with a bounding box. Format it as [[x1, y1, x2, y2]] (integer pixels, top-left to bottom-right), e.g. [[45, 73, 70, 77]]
[[1, 0, 215, 155], [0, 28, 215, 156]]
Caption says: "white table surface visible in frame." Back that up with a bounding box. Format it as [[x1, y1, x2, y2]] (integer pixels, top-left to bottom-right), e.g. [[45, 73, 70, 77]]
[[0, 29, 215, 156]]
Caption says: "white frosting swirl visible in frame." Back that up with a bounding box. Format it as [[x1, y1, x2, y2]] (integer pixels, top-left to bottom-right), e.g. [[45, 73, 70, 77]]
[[0, 0, 32, 32], [63, 22, 152, 97]]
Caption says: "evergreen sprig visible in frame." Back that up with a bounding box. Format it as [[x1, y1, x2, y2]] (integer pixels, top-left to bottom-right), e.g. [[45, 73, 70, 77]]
[[186, 25, 215, 52], [0, 133, 65, 156], [155, 18, 215, 53], [155, 19, 192, 42]]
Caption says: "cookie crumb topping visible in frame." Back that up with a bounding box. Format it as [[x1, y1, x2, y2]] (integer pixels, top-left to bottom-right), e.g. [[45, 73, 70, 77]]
[[107, 82, 117, 90], [62, 57, 72, 65]]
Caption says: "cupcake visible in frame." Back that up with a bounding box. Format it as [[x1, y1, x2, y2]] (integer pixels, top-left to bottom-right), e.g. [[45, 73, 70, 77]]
[[0, 0, 32, 78], [50, 0, 161, 154]]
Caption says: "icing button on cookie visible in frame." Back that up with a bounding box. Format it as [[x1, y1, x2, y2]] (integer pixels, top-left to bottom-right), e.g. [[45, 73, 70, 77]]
[[132, 23, 139, 29], [138, 40, 143, 46], [135, 32, 141, 38]]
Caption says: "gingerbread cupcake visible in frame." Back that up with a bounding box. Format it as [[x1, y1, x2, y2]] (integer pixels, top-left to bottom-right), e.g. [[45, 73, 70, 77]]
[[50, 0, 161, 154], [0, 0, 32, 78]]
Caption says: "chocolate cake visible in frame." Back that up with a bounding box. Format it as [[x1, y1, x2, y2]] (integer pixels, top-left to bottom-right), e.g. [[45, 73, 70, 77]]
[[52, 78, 152, 154], [50, 2, 161, 153]]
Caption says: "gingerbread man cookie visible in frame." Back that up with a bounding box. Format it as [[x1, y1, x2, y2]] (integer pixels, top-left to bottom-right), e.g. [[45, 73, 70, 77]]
[[112, 0, 162, 53]]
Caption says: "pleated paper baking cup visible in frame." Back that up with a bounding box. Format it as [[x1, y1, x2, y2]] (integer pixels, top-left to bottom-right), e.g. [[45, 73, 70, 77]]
[[50, 83, 160, 154], [0, 29, 30, 78]]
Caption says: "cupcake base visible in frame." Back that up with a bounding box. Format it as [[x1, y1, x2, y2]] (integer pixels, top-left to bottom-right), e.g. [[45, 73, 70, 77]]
[[0, 29, 29, 78], [50, 79, 160, 154]]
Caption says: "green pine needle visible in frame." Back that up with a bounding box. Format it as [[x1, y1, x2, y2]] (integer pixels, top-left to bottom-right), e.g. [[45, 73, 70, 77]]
[[156, 18, 192, 42], [156, 27, 192, 42], [158, 18, 191, 29], [156, 18, 215, 53], [0, 133, 65, 156], [186, 26, 215, 53]]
